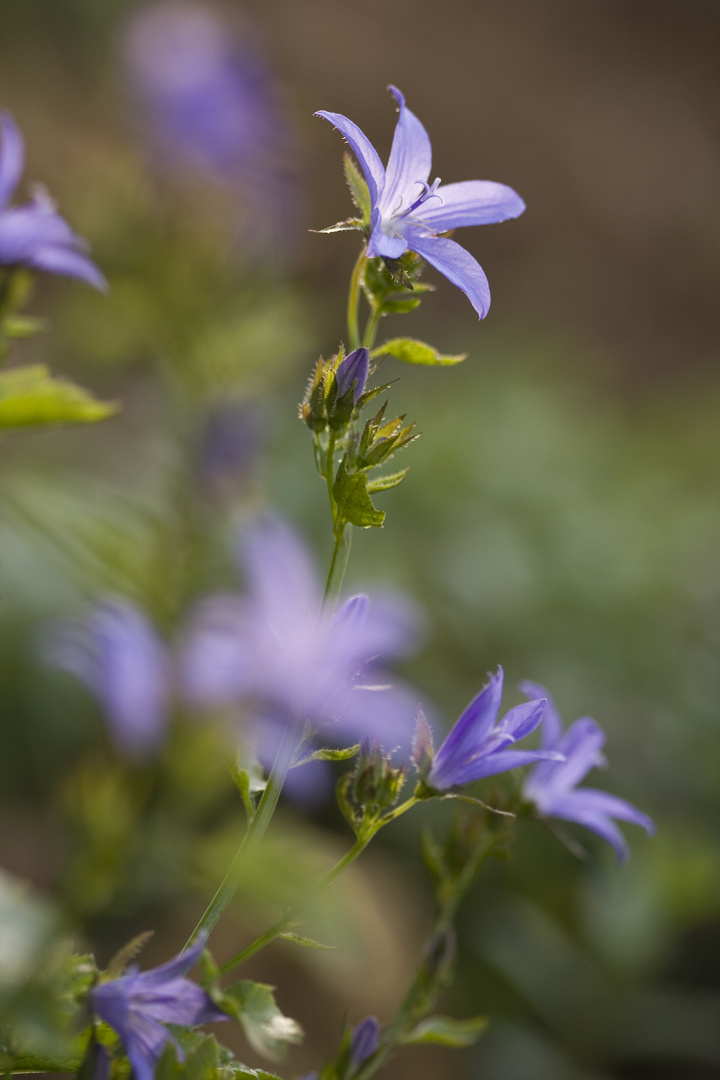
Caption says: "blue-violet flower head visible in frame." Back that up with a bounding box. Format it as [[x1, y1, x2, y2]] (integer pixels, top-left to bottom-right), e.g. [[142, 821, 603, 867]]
[[46, 599, 169, 757], [335, 347, 369, 405], [349, 1016, 380, 1071], [316, 87, 525, 319], [426, 667, 562, 791], [0, 112, 106, 289], [92, 937, 227, 1080], [182, 516, 421, 750], [520, 681, 656, 862]]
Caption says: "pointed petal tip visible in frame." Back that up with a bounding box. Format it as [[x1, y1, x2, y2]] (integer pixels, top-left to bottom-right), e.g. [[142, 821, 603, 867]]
[[387, 85, 405, 110]]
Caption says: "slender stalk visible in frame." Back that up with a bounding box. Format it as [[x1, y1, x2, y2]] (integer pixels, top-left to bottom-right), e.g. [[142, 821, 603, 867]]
[[362, 304, 382, 352], [347, 250, 366, 350], [218, 912, 294, 975], [323, 524, 352, 609], [185, 720, 300, 948]]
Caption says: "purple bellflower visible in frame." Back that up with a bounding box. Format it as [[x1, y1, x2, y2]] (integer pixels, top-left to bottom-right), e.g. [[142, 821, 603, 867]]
[[182, 516, 421, 751], [0, 112, 105, 289], [520, 681, 656, 862], [335, 347, 370, 405], [46, 599, 169, 757], [316, 87, 525, 319], [92, 938, 227, 1080], [426, 668, 562, 791]]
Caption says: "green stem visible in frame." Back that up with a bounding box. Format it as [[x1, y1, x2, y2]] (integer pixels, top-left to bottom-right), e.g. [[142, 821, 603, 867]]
[[185, 719, 300, 949], [323, 524, 352, 609], [218, 912, 294, 975], [362, 304, 382, 352], [347, 250, 366, 350]]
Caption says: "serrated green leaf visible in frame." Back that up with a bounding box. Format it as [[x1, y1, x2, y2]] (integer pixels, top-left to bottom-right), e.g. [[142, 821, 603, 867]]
[[343, 153, 372, 225], [366, 468, 409, 493], [0, 365, 118, 429], [372, 339, 466, 367], [333, 460, 385, 529], [400, 1015, 488, 1047], [278, 932, 334, 951], [218, 980, 303, 1061], [309, 745, 361, 762]]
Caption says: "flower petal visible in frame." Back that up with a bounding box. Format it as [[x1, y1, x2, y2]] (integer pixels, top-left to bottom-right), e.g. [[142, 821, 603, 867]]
[[446, 747, 563, 786], [561, 787, 655, 834], [519, 679, 563, 749], [415, 180, 525, 232], [379, 87, 432, 219], [0, 111, 24, 210], [314, 110, 385, 206], [546, 797, 631, 863], [404, 232, 491, 319], [25, 243, 108, 291], [240, 516, 320, 636], [366, 206, 408, 260], [427, 669, 503, 788], [497, 698, 546, 741]]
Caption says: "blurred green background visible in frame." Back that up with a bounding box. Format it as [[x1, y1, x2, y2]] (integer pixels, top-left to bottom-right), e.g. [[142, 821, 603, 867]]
[[1, 1, 720, 1078]]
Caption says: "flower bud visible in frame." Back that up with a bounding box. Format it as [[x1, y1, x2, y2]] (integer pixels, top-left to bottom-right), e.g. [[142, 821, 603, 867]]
[[335, 347, 369, 405]]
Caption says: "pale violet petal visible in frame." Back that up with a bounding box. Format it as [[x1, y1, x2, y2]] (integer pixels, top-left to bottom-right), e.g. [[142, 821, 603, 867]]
[[0, 111, 24, 210], [315, 109, 385, 206], [416, 180, 525, 232], [519, 679, 563, 749], [405, 232, 491, 319], [379, 87, 432, 219], [497, 698, 546, 741], [563, 788, 655, 834], [447, 747, 563, 786], [26, 244, 108, 291], [546, 797, 631, 863], [366, 206, 407, 259]]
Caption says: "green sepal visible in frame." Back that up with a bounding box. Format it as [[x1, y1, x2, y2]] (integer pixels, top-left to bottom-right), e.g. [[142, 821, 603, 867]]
[[105, 931, 154, 978], [230, 758, 267, 823], [278, 932, 334, 951], [366, 468, 409, 494], [308, 744, 361, 762], [0, 365, 118, 429], [343, 153, 372, 226], [372, 338, 466, 367], [399, 1015, 488, 1047], [215, 980, 303, 1061], [333, 459, 385, 529], [314, 218, 365, 235]]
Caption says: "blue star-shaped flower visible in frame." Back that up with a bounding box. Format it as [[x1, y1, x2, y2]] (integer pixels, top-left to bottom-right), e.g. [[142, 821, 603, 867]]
[[426, 667, 560, 791], [0, 111, 105, 289], [316, 87, 525, 319], [92, 939, 227, 1080], [520, 681, 656, 862]]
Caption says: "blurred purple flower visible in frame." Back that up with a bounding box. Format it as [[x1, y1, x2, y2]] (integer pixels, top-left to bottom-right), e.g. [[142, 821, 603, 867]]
[[46, 599, 169, 757], [0, 111, 105, 290], [123, 2, 302, 260], [520, 681, 656, 862], [335, 347, 369, 405], [316, 86, 525, 319], [426, 668, 561, 791], [349, 1016, 380, 1071], [181, 516, 421, 750], [198, 399, 265, 501], [92, 937, 227, 1080]]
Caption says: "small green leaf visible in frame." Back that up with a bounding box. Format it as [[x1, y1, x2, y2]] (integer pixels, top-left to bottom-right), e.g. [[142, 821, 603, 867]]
[[343, 153, 372, 225], [333, 460, 385, 529], [366, 468, 409, 494], [278, 932, 334, 951], [372, 339, 466, 367], [0, 365, 118, 429], [218, 981, 303, 1061], [400, 1015, 488, 1048], [308, 745, 361, 762], [2, 315, 46, 338]]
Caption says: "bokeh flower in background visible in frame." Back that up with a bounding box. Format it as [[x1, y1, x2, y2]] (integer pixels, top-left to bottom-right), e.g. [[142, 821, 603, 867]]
[[122, 1, 303, 263], [426, 668, 559, 791], [0, 111, 106, 289], [46, 599, 169, 758], [92, 936, 227, 1080], [316, 86, 525, 318], [521, 680, 656, 861], [182, 516, 422, 752]]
